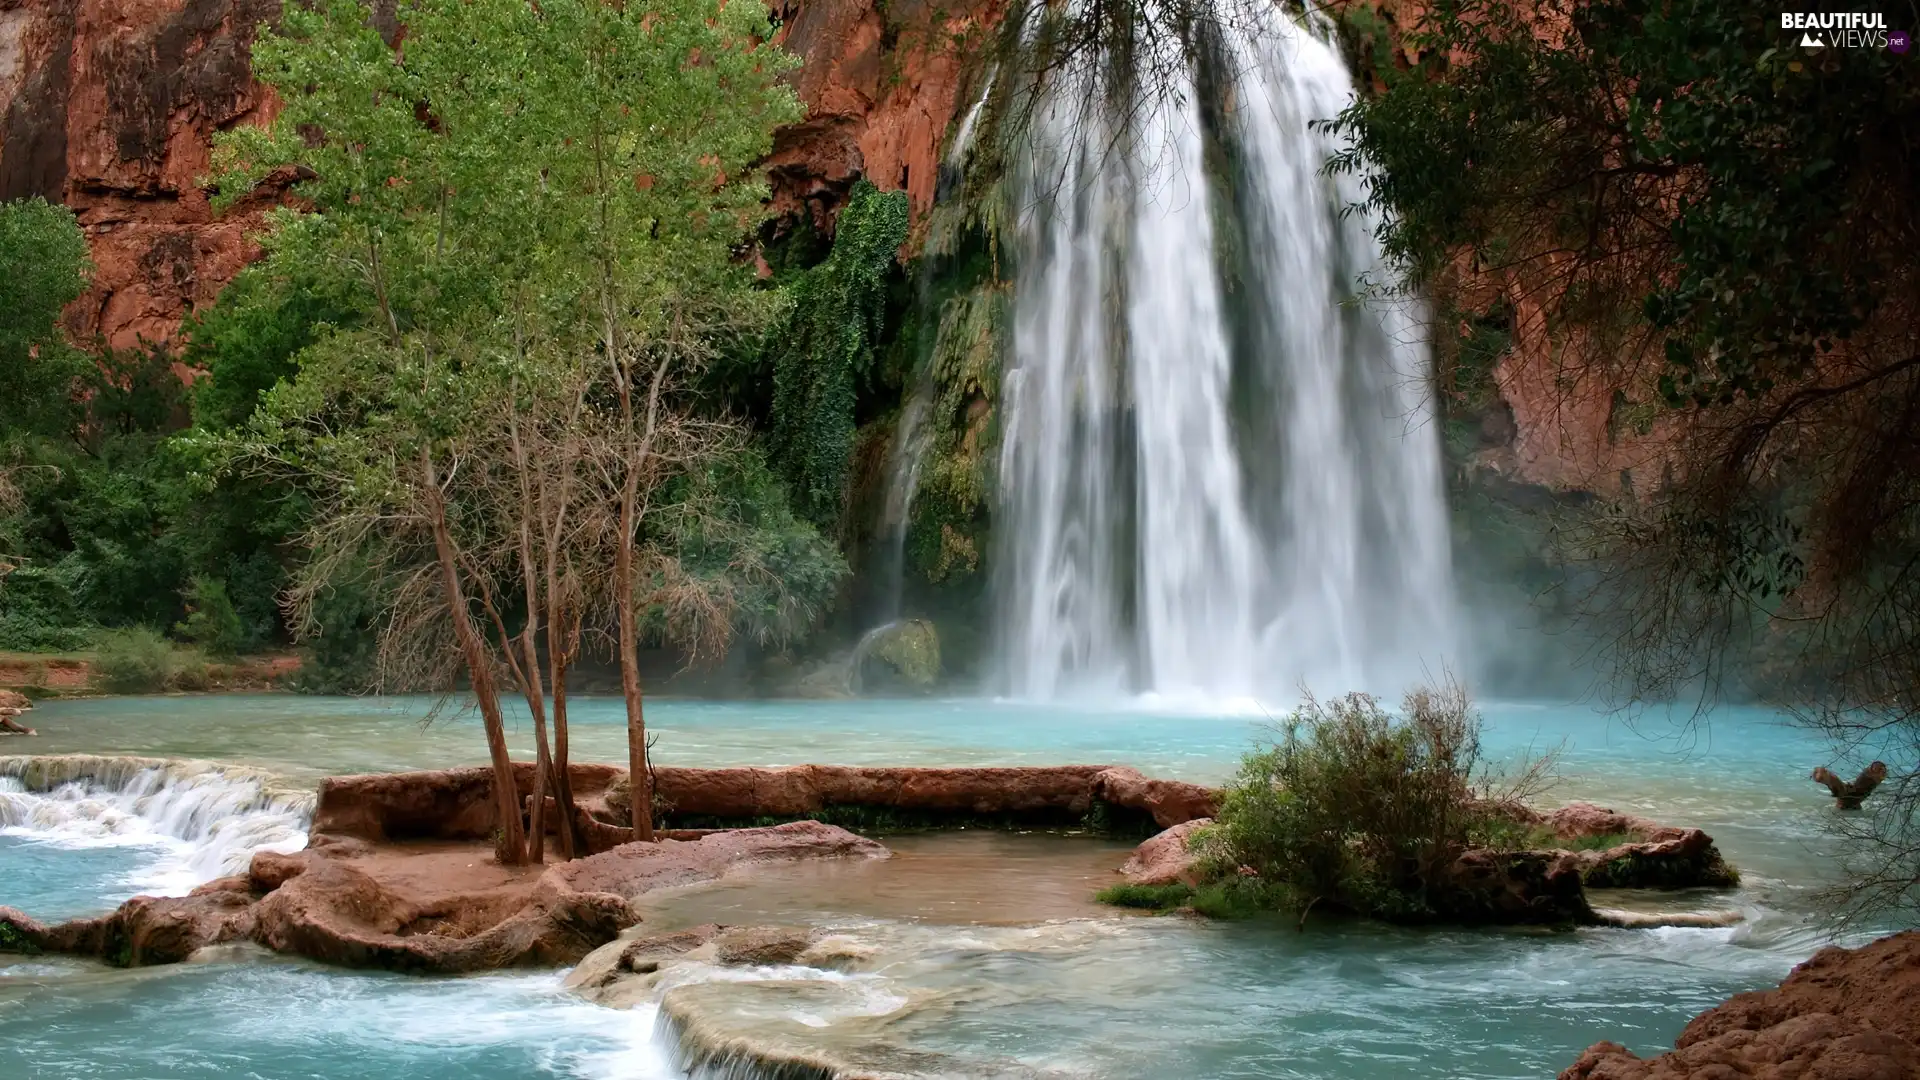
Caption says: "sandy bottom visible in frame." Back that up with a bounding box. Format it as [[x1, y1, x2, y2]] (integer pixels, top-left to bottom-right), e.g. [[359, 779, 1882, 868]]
[[636, 831, 1137, 928]]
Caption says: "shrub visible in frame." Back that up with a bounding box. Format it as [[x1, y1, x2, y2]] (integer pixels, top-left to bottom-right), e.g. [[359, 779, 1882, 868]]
[[93, 627, 177, 694], [1200, 682, 1555, 923], [174, 575, 246, 658]]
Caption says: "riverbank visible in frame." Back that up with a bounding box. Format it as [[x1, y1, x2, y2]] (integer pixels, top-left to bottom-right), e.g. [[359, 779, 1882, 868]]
[[0, 650, 301, 699]]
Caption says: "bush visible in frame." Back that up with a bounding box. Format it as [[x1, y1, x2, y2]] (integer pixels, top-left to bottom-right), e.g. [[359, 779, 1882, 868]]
[[93, 627, 177, 694], [1201, 683, 1555, 923], [175, 575, 246, 658]]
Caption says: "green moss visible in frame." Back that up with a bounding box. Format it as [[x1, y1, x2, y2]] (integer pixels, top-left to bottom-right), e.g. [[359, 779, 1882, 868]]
[[0, 920, 41, 955], [1096, 883, 1193, 910]]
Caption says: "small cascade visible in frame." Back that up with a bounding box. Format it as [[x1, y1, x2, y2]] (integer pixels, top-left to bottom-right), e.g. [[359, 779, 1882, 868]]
[[995, 1, 1457, 703], [0, 754, 312, 892]]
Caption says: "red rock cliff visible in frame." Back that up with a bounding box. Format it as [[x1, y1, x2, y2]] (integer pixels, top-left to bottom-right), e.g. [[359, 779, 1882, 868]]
[[0, 0, 991, 351]]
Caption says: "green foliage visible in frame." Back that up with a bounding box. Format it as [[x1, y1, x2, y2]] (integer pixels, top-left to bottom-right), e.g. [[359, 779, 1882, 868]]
[[1327, 0, 1917, 408], [769, 181, 912, 529], [0, 198, 90, 440], [658, 446, 849, 648], [93, 627, 179, 694], [1096, 883, 1194, 910], [288, 571, 382, 694], [1203, 685, 1551, 923], [0, 562, 94, 651], [175, 575, 247, 658], [186, 265, 367, 431]]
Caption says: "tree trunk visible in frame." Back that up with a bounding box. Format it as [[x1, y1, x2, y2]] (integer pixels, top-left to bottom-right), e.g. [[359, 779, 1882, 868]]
[[423, 450, 527, 864], [615, 497, 653, 843], [1813, 762, 1888, 810]]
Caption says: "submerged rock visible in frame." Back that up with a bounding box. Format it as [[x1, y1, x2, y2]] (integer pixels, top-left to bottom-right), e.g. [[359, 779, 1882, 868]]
[[655, 979, 1083, 1080], [1560, 930, 1920, 1079]]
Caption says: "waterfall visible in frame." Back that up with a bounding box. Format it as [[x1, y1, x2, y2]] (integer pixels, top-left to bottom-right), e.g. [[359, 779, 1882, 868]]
[[995, 2, 1456, 703], [0, 754, 312, 893]]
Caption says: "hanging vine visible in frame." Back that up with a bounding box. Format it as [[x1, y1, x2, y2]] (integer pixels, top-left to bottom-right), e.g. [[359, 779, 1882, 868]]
[[768, 181, 912, 530]]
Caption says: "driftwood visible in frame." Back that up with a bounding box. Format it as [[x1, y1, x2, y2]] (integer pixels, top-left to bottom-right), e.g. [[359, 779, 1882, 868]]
[[1811, 762, 1887, 810]]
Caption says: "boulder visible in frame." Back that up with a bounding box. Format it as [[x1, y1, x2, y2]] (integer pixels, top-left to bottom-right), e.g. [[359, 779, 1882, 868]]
[[713, 925, 820, 967], [1560, 931, 1920, 1079], [1119, 819, 1212, 886], [855, 618, 941, 690], [1092, 767, 1220, 829]]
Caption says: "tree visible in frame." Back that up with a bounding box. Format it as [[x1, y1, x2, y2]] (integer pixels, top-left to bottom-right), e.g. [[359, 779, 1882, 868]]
[[215, 0, 826, 859], [1327, 0, 1920, 917], [0, 198, 91, 584], [0, 198, 90, 444]]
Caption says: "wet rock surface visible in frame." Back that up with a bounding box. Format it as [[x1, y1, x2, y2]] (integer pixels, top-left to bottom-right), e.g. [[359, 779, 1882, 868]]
[[1, 819, 887, 974], [1117, 818, 1210, 887], [1560, 931, 1920, 1080], [323, 761, 1218, 843]]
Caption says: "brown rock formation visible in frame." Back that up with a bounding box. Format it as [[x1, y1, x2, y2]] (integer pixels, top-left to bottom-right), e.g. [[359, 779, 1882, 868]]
[[1117, 818, 1211, 887], [766, 0, 996, 229], [0, 687, 33, 734], [0, 820, 887, 973], [1519, 802, 1740, 890], [1560, 931, 1920, 1080], [0, 0, 300, 351], [630, 763, 1213, 831]]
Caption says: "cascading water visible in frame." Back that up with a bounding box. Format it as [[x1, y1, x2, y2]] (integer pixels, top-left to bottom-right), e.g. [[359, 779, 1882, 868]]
[[0, 754, 312, 896], [996, 1, 1457, 702]]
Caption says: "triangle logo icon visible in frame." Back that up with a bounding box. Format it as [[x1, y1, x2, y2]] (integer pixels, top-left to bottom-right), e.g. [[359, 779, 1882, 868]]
[[1800, 31, 1825, 47]]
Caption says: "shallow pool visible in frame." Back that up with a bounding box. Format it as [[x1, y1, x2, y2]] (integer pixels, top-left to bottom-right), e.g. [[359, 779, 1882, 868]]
[[0, 694, 1895, 1079]]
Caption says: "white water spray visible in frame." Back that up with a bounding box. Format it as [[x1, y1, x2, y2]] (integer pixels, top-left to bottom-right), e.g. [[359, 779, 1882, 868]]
[[0, 755, 311, 894], [996, 2, 1456, 702]]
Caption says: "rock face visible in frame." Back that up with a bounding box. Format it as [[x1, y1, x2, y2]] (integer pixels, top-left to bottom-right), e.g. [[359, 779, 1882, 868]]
[[0, 0, 993, 350], [1560, 931, 1920, 1080], [853, 617, 942, 690], [0, 820, 887, 973], [0, 0, 300, 351]]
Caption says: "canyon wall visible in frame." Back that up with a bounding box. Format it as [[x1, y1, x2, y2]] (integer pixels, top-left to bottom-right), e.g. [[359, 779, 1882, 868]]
[[0, 0, 987, 350], [0, 0, 1640, 493]]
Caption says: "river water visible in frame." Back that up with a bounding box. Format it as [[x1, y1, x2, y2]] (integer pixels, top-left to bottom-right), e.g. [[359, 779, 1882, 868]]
[[0, 693, 1894, 1079]]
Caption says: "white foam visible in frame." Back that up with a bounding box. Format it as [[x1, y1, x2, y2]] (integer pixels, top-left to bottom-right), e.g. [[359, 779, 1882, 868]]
[[0, 756, 312, 896]]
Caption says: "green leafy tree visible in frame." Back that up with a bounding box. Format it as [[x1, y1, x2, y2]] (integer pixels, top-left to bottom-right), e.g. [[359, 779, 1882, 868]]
[[216, 0, 820, 859], [0, 198, 90, 442]]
